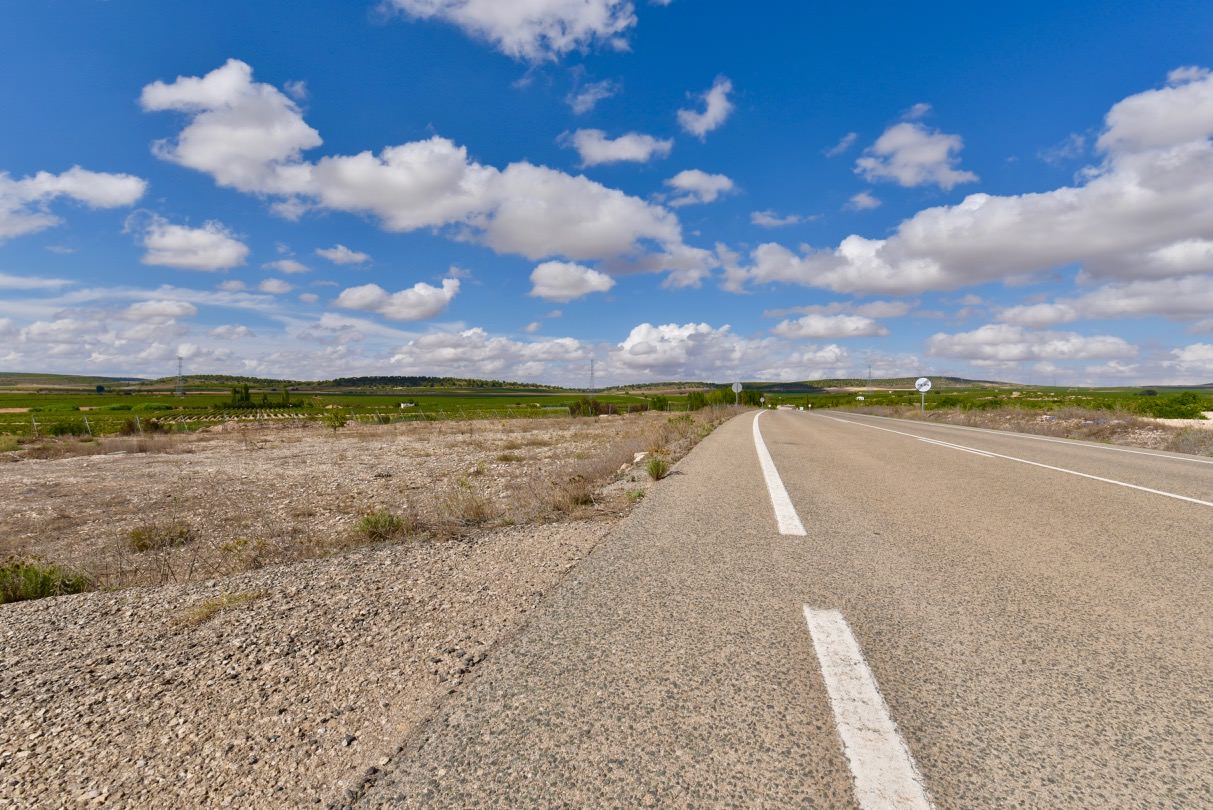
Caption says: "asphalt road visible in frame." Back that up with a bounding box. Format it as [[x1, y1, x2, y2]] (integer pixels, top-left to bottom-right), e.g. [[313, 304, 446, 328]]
[[356, 410, 1213, 808]]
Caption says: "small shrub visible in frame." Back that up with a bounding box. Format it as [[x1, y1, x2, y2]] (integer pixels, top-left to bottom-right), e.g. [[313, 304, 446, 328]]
[[626, 489, 646, 503], [323, 409, 348, 432], [127, 522, 194, 552], [1167, 428, 1213, 457], [496, 452, 523, 462], [0, 558, 93, 604], [357, 510, 407, 542], [646, 455, 670, 481], [0, 436, 18, 453], [48, 420, 87, 437]]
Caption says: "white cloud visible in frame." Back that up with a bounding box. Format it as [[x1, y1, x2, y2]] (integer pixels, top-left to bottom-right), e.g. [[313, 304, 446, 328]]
[[564, 129, 673, 166], [0, 166, 146, 242], [825, 132, 858, 158], [846, 191, 881, 210], [262, 259, 309, 274], [1163, 343, 1213, 378], [855, 121, 978, 190], [143, 61, 703, 281], [385, 0, 638, 62], [529, 261, 615, 301], [209, 324, 256, 339], [315, 244, 370, 265], [997, 302, 1080, 328], [298, 292, 319, 304], [904, 102, 932, 121], [218, 280, 246, 291], [523, 321, 542, 333], [0, 273, 73, 290], [751, 210, 803, 228], [611, 321, 772, 379], [390, 327, 587, 379], [926, 324, 1136, 363], [1099, 65, 1213, 155], [480, 162, 685, 262], [723, 68, 1213, 296], [567, 78, 619, 114], [259, 278, 293, 294], [122, 300, 198, 323], [772, 314, 889, 339], [1001, 275, 1213, 326], [677, 77, 734, 140], [133, 216, 249, 271], [335, 278, 459, 320], [140, 59, 321, 196], [664, 170, 734, 207]]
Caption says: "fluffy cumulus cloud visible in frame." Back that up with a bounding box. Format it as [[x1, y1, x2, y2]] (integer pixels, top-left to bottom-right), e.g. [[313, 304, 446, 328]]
[[926, 324, 1136, 365], [142, 61, 702, 279], [385, 0, 638, 62], [315, 244, 370, 265], [259, 278, 294, 294], [855, 122, 978, 190], [1001, 275, 1213, 327], [772, 314, 889, 339], [1164, 342, 1213, 378], [0, 166, 146, 242], [529, 261, 615, 301], [563, 129, 672, 166], [390, 327, 587, 380], [132, 215, 249, 271], [610, 322, 775, 379], [722, 68, 1213, 299], [664, 170, 734, 207], [335, 278, 459, 320], [677, 77, 734, 140]]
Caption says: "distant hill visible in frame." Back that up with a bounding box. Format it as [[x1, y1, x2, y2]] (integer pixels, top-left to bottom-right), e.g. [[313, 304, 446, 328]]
[[0, 372, 145, 389]]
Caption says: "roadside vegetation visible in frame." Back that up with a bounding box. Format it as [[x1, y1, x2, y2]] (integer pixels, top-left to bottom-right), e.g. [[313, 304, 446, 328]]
[[0, 406, 739, 603]]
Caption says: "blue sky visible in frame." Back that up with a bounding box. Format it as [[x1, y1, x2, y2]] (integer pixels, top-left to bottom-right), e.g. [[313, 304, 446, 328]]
[[3, 1, 1213, 386]]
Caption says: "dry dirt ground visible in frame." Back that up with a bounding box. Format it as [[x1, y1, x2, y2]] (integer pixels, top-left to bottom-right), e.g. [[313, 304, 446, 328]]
[[0, 411, 727, 808]]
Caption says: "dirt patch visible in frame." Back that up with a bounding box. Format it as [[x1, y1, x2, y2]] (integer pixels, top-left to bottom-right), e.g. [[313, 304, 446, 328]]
[[0, 409, 734, 807], [0, 412, 723, 588]]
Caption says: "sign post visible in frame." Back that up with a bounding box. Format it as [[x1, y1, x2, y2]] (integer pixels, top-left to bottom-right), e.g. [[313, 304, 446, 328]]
[[731, 381, 742, 406], [914, 377, 932, 414]]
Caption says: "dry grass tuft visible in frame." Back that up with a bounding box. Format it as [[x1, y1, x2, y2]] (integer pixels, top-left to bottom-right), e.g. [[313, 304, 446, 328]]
[[174, 590, 269, 627]]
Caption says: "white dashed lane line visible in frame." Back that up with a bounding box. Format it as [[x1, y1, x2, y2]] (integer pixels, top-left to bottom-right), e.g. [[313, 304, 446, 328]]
[[752, 411, 806, 536], [804, 606, 934, 810]]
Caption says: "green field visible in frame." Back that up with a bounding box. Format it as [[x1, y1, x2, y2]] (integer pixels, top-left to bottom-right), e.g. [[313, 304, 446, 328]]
[[756, 383, 1213, 419], [0, 387, 693, 437], [2, 373, 1210, 437]]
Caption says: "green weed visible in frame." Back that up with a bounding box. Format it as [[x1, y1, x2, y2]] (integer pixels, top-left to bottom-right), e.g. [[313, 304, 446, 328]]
[[0, 558, 93, 604]]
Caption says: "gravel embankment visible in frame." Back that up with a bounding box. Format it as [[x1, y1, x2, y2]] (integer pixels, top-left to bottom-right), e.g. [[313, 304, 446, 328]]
[[0, 520, 611, 807]]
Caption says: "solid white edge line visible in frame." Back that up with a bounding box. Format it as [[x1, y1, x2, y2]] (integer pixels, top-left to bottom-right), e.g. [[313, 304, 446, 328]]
[[803, 606, 933, 810], [825, 415, 1213, 508], [833, 411, 1213, 466], [753, 411, 806, 536]]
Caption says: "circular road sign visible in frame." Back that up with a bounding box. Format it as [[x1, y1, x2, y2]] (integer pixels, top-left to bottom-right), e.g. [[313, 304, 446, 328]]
[[731, 382, 742, 393], [915, 377, 933, 393]]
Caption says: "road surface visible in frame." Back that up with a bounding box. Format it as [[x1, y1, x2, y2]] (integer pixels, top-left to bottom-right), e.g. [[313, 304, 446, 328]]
[[356, 410, 1213, 807]]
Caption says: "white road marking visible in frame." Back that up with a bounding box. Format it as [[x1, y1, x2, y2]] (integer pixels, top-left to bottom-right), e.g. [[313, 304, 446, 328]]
[[829, 411, 1213, 466], [753, 411, 806, 535], [803, 606, 933, 810], [826, 416, 1213, 508]]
